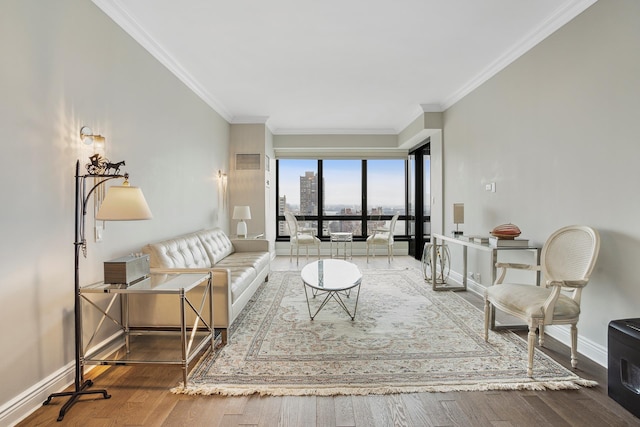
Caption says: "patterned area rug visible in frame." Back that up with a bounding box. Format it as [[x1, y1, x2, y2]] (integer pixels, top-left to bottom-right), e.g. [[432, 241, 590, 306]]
[[173, 268, 596, 396]]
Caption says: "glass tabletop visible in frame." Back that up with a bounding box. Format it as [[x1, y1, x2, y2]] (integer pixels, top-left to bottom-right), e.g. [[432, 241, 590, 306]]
[[81, 272, 210, 294], [301, 259, 362, 291]]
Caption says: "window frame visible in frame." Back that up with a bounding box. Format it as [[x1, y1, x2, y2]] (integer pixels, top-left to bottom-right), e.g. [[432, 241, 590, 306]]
[[275, 159, 426, 241]]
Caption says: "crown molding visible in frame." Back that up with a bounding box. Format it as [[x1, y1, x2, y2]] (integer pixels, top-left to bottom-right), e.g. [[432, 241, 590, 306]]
[[420, 103, 444, 113], [273, 146, 408, 159], [442, 0, 598, 110], [92, 0, 233, 122], [272, 127, 398, 136], [230, 116, 270, 124]]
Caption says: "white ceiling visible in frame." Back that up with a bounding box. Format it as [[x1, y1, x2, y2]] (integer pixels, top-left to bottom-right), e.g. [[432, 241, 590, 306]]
[[94, 0, 596, 134]]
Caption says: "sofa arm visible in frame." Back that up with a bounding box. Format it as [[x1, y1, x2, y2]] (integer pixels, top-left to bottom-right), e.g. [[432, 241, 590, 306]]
[[149, 267, 233, 331], [231, 238, 269, 252]]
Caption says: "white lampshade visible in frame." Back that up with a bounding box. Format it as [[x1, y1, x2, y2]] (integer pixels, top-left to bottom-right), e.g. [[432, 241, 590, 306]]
[[453, 203, 464, 225], [96, 184, 153, 221], [232, 205, 251, 220]]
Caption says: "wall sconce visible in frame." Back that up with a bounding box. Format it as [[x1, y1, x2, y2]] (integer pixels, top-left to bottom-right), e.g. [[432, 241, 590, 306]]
[[80, 126, 110, 240], [217, 170, 228, 207], [453, 203, 464, 236], [80, 126, 106, 150]]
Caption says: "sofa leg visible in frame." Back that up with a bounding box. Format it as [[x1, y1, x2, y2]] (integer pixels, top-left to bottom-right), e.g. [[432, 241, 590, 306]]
[[220, 329, 228, 345], [264, 275, 269, 282]]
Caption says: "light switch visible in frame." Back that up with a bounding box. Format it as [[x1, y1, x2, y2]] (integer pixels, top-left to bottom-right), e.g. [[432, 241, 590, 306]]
[[95, 223, 104, 242], [485, 182, 496, 192]]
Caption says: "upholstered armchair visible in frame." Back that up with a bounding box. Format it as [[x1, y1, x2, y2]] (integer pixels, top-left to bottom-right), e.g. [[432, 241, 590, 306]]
[[284, 211, 320, 265], [366, 213, 400, 263], [483, 225, 600, 377]]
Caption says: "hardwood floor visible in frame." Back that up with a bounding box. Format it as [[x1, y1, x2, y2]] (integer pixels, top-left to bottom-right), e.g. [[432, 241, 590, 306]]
[[18, 256, 640, 426]]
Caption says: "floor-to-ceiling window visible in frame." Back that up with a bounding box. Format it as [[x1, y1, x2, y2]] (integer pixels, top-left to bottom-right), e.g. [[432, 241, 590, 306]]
[[408, 141, 431, 259], [323, 159, 362, 235], [366, 159, 406, 236], [277, 159, 318, 236], [276, 158, 416, 241]]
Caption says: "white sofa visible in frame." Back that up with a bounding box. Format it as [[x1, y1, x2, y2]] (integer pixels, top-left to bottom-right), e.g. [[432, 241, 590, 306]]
[[129, 228, 270, 342]]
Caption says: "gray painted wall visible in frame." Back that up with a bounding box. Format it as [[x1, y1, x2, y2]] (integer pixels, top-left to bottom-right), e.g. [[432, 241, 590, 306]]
[[0, 0, 229, 421], [443, 0, 640, 364]]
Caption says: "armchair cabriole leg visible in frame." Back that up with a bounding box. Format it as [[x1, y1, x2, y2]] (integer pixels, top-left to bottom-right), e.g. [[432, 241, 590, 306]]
[[570, 324, 578, 368], [527, 326, 536, 377], [483, 299, 490, 341]]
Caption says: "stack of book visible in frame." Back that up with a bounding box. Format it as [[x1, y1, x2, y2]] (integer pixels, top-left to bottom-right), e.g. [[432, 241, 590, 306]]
[[472, 236, 490, 244], [489, 236, 530, 247], [458, 235, 490, 244]]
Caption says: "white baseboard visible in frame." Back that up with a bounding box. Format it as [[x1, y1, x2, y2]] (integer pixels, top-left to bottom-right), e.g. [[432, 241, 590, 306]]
[[0, 332, 123, 426], [447, 270, 608, 368], [0, 363, 75, 427]]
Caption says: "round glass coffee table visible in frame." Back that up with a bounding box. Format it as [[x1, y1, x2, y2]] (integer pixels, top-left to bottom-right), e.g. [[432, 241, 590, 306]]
[[300, 259, 362, 320]]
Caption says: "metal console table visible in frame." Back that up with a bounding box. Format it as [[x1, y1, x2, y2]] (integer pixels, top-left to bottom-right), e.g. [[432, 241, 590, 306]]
[[431, 233, 541, 330], [79, 272, 214, 387]]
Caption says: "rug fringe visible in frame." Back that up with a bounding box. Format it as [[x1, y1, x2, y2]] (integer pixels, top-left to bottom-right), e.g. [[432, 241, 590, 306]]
[[171, 379, 598, 396]]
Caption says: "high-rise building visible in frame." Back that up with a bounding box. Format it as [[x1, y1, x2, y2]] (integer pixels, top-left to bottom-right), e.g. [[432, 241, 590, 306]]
[[278, 195, 288, 235], [299, 171, 317, 215]]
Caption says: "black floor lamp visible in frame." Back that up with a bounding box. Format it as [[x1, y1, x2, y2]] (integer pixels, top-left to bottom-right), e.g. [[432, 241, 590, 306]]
[[43, 154, 152, 422]]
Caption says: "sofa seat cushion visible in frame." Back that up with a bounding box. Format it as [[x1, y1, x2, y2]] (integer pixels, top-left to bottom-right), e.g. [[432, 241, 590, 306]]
[[196, 229, 234, 265], [217, 252, 270, 272], [485, 283, 581, 320], [142, 233, 211, 268]]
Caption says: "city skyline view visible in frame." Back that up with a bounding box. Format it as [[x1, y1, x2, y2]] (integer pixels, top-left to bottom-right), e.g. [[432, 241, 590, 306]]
[[278, 159, 423, 211], [277, 159, 428, 237]]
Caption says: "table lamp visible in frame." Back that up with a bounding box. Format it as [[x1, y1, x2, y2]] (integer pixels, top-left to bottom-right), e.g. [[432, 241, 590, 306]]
[[453, 203, 464, 236], [233, 205, 251, 238]]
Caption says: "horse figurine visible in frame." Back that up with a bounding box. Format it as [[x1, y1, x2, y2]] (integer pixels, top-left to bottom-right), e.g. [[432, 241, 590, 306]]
[[105, 160, 125, 174]]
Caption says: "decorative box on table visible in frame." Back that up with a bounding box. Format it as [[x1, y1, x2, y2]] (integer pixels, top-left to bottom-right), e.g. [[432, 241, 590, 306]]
[[104, 254, 150, 285]]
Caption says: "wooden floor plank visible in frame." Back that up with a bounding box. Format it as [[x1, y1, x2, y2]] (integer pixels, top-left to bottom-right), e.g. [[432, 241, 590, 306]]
[[576, 394, 639, 426], [333, 395, 355, 427], [228, 394, 265, 426], [350, 395, 377, 426], [281, 396, 316, 427], [520, 394, 573, 427], [365, 395, 396, 427], [256, 395, 283, 427], [441, 397, 493, 426], [385, 394, 411, 427], [400, 393, 438, 427], [315, 396, 336, 426], [416, 392, 455, 426]]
